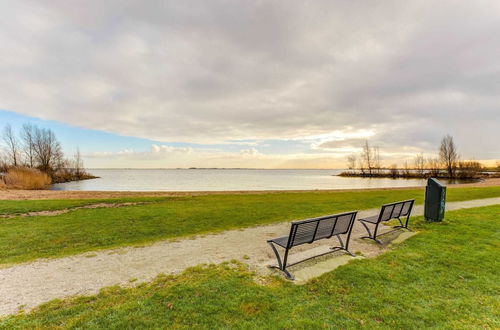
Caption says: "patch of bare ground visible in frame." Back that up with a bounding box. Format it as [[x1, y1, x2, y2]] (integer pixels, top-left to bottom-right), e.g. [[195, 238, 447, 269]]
[[0, 202, 141, 218], [0, 178, 498, 200]]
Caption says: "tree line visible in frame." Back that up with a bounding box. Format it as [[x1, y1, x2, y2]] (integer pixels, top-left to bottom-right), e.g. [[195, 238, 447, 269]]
[[1, 123, 91, 183], [342, 134, 488, 179]]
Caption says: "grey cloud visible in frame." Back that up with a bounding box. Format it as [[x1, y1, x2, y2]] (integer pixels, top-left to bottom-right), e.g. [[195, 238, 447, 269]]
[[0, 0, 499, 159]]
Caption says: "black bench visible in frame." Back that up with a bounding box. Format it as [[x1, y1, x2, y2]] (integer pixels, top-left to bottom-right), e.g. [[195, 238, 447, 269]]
[[267, 211, 358, 280], [358, 199, 415, 244]]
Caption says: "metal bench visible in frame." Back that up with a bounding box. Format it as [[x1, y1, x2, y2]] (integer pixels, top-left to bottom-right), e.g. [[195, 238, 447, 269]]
[[358, 199, 415, 244], [267, 211, 358, 280]]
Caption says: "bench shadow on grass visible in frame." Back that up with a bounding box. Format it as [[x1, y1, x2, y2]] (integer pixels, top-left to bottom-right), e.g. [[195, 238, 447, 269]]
[[268, 227, 417, 284]]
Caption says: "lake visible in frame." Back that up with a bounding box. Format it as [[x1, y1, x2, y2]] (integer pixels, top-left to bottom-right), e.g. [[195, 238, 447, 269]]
[[51, 169, 468, 192]]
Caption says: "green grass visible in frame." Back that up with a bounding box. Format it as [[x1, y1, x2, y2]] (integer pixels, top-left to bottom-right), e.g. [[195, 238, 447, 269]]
[[0, 186, 499, 216], [1, 186, 500, 265], [1, 205, 499, 329]]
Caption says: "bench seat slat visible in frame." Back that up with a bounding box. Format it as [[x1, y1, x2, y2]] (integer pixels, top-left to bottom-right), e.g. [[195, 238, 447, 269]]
[[358, 215, 379, 224], [268, 236, 289, 248]]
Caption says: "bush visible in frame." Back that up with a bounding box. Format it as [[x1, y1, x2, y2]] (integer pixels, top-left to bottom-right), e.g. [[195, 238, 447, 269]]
[[457, 161, 483, 179], [3, 167, 52, 190]]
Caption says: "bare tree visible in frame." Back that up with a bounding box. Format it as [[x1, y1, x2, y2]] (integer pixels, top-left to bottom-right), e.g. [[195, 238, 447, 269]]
[[357, 159, 365, 175], [403, 161, 411, 176], [33, 127, 64, 174], [346, 154, 357, 170], [414, 153, 425, 177], [361, 140, 374, 175], [20, 123, 36, 167], [0, 151, 8, 172], [427, 157, 441, 177], [373, 146, 381, 173], [2, 124, 20, 166], [439, 134, 459, 178], [73, 147, 84, 179], [389, 164, 399, 178]]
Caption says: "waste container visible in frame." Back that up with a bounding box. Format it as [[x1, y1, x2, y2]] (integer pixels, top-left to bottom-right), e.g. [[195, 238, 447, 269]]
[[424, 178, 446, 222]]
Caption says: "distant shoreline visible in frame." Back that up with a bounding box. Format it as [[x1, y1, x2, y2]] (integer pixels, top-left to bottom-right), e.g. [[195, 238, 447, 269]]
[[1, 178, 499, 200], [84, 168, 347, 170]]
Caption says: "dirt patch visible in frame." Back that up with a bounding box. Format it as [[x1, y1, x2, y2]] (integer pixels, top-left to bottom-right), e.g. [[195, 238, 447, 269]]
[[0, 202, 141, 218], [0, 178, 498, 200]]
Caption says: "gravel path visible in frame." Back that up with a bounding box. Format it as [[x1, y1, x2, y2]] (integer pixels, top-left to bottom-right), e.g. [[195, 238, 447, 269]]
[[0, 197, 498, 316]]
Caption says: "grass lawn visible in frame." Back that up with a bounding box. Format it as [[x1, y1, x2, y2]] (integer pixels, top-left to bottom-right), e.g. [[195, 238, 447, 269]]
[[1, 186, 500, 265], [1, 205, 499, 329]]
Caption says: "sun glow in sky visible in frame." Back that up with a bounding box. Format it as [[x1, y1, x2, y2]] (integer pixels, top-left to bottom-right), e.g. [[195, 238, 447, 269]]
[[1, 1, 499, 168]]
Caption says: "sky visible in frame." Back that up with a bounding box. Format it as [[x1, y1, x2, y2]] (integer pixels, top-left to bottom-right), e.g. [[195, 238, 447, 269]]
[[0, 0, 499, 168]]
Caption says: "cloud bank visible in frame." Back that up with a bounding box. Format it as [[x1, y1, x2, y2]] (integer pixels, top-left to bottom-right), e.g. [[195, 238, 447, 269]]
[[1, 0, 499, 164]]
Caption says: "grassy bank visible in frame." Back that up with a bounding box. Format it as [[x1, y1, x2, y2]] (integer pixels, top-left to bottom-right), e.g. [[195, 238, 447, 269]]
[[0, 186, 499, 265], [2, 205, 499, 328]]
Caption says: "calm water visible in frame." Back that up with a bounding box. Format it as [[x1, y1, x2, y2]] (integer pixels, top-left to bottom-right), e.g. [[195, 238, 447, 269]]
[[51, 169, 466, 192]]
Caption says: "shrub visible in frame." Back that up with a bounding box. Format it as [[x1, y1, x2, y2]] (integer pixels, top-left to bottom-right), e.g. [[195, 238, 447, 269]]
[[457, 161, 483, 179], [3, 167, 52, 190]]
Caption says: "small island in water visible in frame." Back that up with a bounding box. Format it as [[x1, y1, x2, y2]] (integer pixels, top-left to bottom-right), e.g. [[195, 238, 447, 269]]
[[339, 136, 500, 181]]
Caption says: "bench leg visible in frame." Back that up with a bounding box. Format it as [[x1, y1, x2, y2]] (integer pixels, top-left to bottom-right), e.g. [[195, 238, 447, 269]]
[[404, 214, 412, 231], [330, 235, 356, 257], [359, 221, 383, 244], [359, 221, 382, 244], [392, 216, 412, 231], [267, 242, 294, 280]]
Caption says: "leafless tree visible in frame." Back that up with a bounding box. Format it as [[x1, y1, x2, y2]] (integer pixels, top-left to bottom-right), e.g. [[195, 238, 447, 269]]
[[403, 161, 411, 176], [414, 153, 425, 177], [0, 151, 8, 172], [358, 158, 366, 175], [427, 157, 441, 177], [361, 140, 374, 175], [346, 154, 357, 170], [389, 164, 399, 178], [20, 123, 36, 167], [33, 127, 64, 173], [373, 146, 381, 173], [439, 134, 459, 178], [2, 124, 20, 166], [73, 147, 84, 179]]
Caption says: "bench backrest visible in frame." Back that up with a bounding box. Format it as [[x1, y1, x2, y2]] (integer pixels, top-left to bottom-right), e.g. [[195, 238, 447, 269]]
[[378, 199, 415, 223], [286, 211, 357, 248]]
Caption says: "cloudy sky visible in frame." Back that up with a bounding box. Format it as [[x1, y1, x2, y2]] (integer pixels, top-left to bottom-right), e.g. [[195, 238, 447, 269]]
[[1, 0, 499, 168]]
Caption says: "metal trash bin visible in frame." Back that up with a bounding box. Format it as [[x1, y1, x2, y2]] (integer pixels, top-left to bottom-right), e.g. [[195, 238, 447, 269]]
[[424, 178, 447, 222]]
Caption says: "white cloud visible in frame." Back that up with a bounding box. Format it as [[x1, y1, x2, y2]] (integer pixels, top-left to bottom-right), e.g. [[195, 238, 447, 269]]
[[239, 147, 260, 156], [151, 144, 192, 154]]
